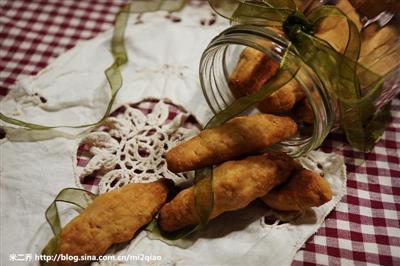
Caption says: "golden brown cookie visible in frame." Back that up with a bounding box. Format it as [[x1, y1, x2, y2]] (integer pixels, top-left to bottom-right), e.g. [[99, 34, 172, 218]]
[[359, 24, 399, 76], [258, 80, 306, 114], [44, 180, 169, 266], [315, 0, 362, 53], [261, 168, 332, 211], [229, 47, 305, 114], [159, 153, 300, 232], [166, 114, 298, 173], [229, 47, 279, 99]]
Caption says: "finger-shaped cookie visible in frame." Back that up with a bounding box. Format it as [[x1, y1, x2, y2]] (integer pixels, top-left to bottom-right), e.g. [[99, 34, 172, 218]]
[[261, 169, 332, 211], [44, 180, 169, 266], [166, 114, 298, 173], [159, 153, 300, 232], [229, 47, 305, 114], [257, 79, 306, 114]]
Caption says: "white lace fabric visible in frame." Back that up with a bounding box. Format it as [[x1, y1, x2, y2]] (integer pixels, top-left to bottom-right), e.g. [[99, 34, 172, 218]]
[[76, 98, 200, 194]]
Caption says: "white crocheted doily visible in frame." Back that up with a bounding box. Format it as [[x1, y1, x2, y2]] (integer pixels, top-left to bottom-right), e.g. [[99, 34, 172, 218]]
[[75, 98, 201, 194]]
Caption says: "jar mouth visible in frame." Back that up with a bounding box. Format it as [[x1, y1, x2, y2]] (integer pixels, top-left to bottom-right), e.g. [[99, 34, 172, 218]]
[[199, 25, 335, 157]]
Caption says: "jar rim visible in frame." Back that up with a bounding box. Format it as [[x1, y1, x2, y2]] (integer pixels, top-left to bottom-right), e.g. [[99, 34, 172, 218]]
[[199, 24, 336, 156]]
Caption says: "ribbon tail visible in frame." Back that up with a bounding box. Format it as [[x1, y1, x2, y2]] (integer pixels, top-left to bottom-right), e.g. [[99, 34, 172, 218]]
[[42, 188, 96, 260]]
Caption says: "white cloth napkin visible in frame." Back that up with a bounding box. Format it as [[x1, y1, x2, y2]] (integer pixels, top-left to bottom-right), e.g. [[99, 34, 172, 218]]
[[0, 5, 346, 266]]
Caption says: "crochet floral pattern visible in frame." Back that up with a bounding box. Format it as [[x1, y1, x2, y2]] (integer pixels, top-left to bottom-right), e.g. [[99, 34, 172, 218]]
[[76, 98, 201, 193]]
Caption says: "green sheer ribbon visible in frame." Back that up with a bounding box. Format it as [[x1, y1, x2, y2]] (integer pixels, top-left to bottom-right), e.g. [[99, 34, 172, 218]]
[[185, 0, 391, 238], [0, 0, 187, 131], [42, 188, 96, 261], [209, 0, 388, 150]]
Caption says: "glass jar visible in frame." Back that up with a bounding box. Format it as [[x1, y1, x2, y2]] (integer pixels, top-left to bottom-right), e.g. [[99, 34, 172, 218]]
[[199, 17, 399, 157]]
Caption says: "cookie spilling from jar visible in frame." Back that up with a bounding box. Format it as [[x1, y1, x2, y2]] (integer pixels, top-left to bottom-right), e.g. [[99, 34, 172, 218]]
[[161, 115, 332, 232], [42, 113, 333, 265]]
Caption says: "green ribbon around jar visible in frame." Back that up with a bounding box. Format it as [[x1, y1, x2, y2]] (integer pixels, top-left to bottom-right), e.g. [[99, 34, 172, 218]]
[[188, 0, 394, 237], [207, 0, 390, 151]]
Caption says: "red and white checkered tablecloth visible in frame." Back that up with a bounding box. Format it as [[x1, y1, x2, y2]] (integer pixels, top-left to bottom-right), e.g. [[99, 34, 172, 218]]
[[1, 0, 399, 265]]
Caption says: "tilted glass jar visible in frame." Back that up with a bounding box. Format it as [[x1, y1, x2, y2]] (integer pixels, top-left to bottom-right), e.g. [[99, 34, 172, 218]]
[[199, 18, 400, 157]]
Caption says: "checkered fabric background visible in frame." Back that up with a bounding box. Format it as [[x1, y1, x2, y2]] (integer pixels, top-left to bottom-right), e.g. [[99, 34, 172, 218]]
[[1, 0, 399, 265]]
